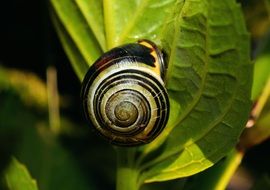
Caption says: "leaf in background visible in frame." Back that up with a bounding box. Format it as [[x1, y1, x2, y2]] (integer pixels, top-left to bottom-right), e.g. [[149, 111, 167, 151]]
[[252, 54, 270, 100], [51, 13, 89, 81], [0, 67, 96, 190], [138, 0, 252, 183], [15, 124, 96, 190], [0, 69, 39, 176], [265, 0, 270, 13], [251, 31, 270, 100], [50, 0, 104, 80], [0, 67, 48, 110], [103, 0, 176, 48], [4, 157, 39, 190], [242, 0, 270, 100], [182, 149, 244, 190], [242, 0, 270, 40], [240, 77, 270, 149], [75, 0, 106, 51]]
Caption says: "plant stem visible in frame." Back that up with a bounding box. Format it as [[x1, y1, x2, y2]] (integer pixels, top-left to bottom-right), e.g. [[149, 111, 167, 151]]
[[213, 149, 243, 190], [116, 147, 139, 190], [46, 66, 60, 134], [185, 148, 244, 190]]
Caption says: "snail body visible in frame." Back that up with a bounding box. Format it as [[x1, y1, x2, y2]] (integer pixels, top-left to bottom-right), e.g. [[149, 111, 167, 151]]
[[81, 40, 169, 146]]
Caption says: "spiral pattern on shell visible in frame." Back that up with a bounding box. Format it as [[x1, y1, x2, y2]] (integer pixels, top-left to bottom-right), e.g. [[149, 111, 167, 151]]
[[81, 40, 169, 146]]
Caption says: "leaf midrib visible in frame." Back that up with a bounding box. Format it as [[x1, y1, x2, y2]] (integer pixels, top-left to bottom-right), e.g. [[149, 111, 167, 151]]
[[139, 1, 242, 176], [75, 0, 106, 51], [142, 139, 235, 183], [138, 0, 208, 160], [51, 0, 102, 64], [117, 0, 150, 45], [140, 63, 240, 179]]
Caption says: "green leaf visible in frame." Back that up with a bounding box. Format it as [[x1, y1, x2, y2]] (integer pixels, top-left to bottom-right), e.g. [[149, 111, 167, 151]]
[[0, 66, 48, 110], [183, 149, 243, 190], [50, 0, 253, 187], [103, 0, 176, 48], [252, 55, 270, 100], [4, 157, 39, 190], [50, 0, 103, 60], [15, 123, 95, 190], [75, 0, 106, 51], [138, 0, 252, 183], [50, 0, 104, 80], [50, 11, 89, 81]]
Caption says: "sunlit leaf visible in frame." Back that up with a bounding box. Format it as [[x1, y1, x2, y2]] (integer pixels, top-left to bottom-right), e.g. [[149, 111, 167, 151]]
[[139, 0, 252, 182], [252, 55, 270, 100], [103, 0, 176, 48], [1, 67, 48, 110], [50, 0, 253, 187], [182, 149, 243, 190], [50, 0, 104, 80], [50, 12, 89, 81], [76, 0, 106, 51], [4, 158, 39, 190]]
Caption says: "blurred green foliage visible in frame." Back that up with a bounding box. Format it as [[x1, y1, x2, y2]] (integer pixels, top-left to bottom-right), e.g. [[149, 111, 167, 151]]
[[4, 158, 38, 190], [0, 66, 112, 190]]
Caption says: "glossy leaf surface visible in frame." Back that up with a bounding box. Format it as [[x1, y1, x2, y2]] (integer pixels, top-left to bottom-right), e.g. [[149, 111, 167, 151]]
[[103, 0, 176, 48], [50, 0, 253, 186], [140, 0, 252, 182]]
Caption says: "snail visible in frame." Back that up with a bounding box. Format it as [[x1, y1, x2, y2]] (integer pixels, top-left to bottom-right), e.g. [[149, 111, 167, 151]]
[[81, 40, 169, 146]]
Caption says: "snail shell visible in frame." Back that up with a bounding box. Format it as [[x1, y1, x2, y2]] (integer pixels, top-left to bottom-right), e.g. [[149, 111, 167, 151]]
[[81, 40, 169, 146]]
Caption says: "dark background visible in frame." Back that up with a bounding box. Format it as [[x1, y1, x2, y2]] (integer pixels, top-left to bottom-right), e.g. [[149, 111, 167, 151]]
[[0, 1, 115, 189], [0, 0, 80, 102]]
